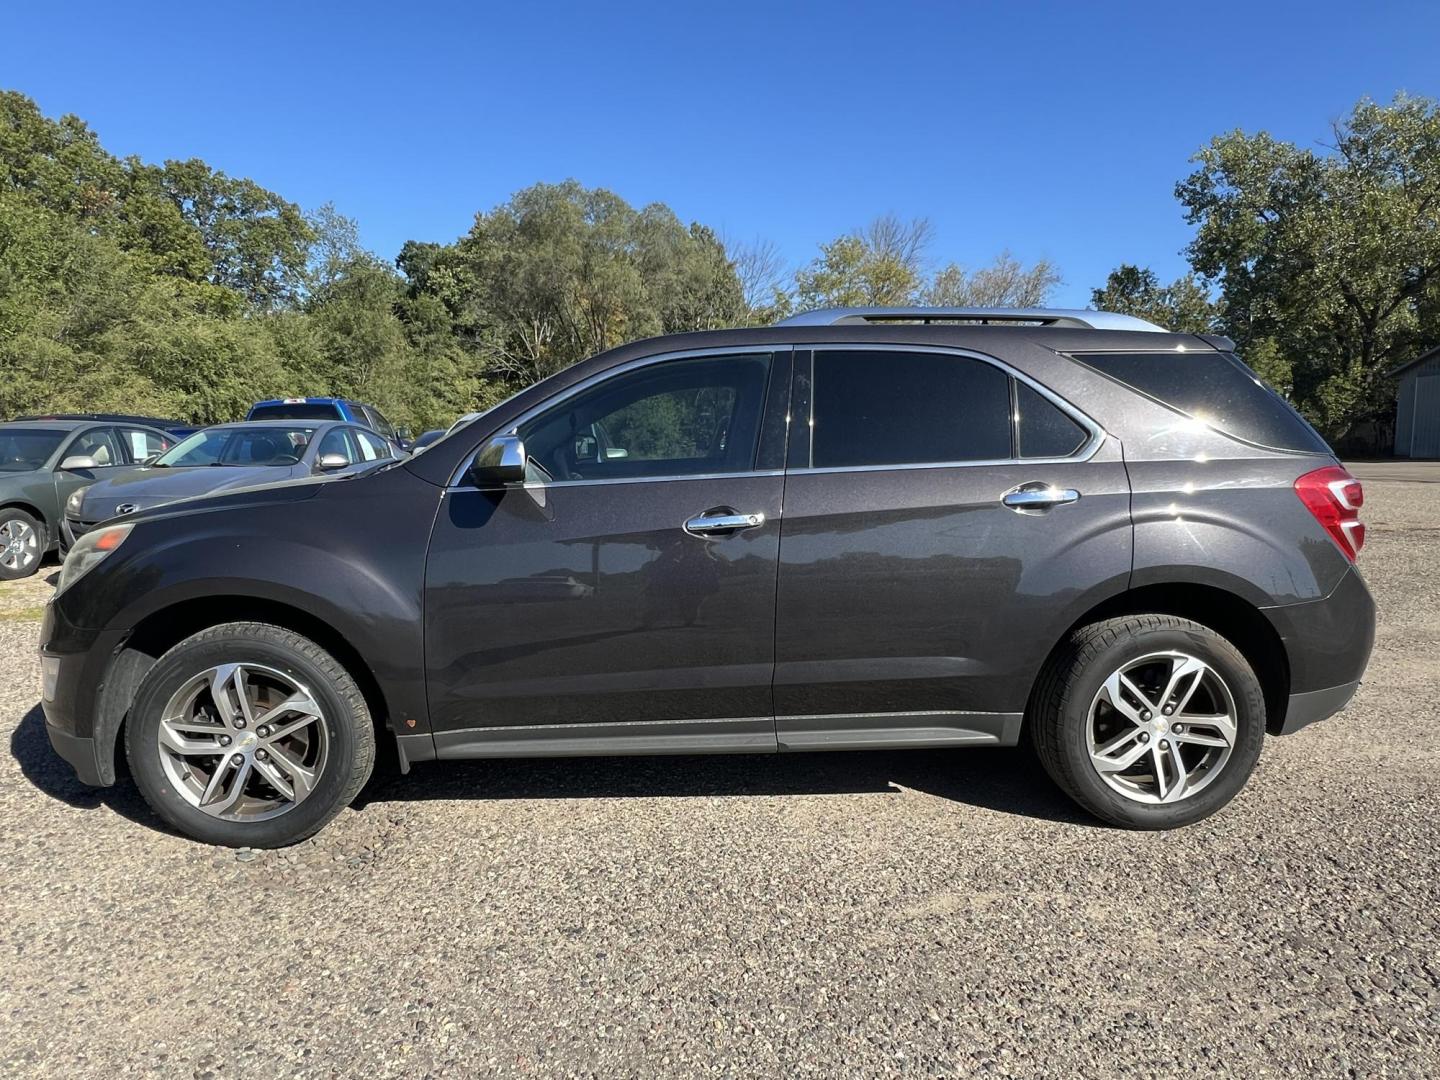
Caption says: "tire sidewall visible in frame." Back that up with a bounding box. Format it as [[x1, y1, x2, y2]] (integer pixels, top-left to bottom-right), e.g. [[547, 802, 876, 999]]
[[126, 630, 364, 847], [1058, 625, 1266, 828], [0, 509, 45, 580]]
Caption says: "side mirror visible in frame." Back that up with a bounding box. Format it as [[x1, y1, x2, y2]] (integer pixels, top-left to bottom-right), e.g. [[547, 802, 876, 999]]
[[395, 427, 413, 446], [317, 453, 350, 471], [469, 434, 526, 485], [60, 455, 98, 471]]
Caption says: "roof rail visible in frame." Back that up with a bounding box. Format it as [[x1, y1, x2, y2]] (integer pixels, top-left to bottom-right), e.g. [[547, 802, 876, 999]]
[[773, 306, 1168, 332]]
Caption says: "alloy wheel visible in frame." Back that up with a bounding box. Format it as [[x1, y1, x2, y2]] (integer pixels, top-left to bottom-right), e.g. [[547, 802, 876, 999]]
[[1087, 651, 1237, 804], [156, 663, 328, 820], [0, 519, 39, 572]]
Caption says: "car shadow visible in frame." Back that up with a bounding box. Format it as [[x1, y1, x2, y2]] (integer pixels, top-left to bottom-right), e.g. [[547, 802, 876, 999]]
[[10, 704, 163, 831], [11, 705, 1095, 831], [359, 742, 1098, 825]]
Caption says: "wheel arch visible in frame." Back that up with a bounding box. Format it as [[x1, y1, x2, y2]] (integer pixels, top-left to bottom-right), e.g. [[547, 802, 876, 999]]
[[1031, 582, 1292, 735], [92, 595, 400, 786], [0, 499, 52, 533]]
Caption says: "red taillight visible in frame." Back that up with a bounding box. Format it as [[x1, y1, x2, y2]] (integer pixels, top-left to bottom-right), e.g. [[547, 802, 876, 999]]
[[1294, 465, 1365, 561]]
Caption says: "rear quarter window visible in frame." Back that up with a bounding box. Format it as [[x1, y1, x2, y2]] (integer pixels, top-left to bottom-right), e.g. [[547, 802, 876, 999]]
[[1072, 350, 1330, 454]]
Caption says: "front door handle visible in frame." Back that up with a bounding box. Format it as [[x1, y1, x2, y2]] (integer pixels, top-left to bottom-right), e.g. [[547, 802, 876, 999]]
[[1002, 483, 1081, 513], [684, 509, 766, 536]]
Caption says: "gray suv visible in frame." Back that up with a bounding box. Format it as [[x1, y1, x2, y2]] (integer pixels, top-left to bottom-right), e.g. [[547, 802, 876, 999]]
[[39, 308, 1375, 846]]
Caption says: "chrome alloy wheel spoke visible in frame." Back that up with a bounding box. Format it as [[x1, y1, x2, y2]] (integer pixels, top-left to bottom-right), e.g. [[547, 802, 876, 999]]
[[1, 520, 37, 570], [156, 662, 328, 821], [1087, 651, 1237, 806]]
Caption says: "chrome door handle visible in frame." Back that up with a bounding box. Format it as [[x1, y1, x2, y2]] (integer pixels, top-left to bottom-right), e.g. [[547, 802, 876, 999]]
[[684, 510, 766, 536], [1002, 483, 1081, 512]]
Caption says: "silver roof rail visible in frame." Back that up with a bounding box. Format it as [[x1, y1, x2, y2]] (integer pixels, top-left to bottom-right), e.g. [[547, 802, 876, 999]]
[[774, 306, 1167, 332]]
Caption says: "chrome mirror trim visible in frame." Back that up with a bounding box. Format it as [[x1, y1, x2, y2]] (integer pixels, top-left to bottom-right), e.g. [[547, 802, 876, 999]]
[[469, 433, 527, 485]]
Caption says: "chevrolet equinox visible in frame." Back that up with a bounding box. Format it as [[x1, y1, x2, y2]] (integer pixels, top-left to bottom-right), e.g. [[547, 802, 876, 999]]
[[40, 308, 1376, 846]]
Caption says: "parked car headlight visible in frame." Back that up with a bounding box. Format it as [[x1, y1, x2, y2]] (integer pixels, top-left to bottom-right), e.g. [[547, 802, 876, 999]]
[[56, 523, 133, 595], [65, 487, 88, 517]]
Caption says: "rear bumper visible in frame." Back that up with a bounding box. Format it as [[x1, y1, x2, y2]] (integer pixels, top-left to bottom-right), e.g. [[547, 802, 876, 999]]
[[1277, 680, 1361, 736], [1263, 565, 1375, 735]]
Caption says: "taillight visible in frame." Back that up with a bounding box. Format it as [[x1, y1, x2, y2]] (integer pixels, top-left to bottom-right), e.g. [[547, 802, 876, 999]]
[[1294, 465, 1365, 561]]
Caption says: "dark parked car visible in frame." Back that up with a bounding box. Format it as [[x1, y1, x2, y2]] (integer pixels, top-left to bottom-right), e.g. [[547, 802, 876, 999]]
[[40, 308, 1376, 846], [409, 411, 486, 454], [62, 420, 398, 546], [0, 419, 173, 579], [17, 412, 198, 438], [246, 397, 411, 448]]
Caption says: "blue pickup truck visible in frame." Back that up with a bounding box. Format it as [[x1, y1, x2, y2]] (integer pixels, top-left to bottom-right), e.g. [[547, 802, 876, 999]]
[[246, 398, 410, 449]]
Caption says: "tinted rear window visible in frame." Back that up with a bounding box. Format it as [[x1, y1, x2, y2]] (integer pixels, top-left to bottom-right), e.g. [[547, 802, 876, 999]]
[[249, 403, 343, 421], [812, 350, 1011, 467], [1073, 351, 1330, 453]]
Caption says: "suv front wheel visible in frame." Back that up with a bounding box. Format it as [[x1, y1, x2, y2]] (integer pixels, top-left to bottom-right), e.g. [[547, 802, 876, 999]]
[[125, 622, 375, 847], [1030, 615, 1266, 829]]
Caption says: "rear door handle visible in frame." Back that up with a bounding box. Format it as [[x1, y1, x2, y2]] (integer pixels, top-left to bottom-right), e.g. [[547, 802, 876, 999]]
[[1002, 483, 1081, 513], [684, 509, 766, 536]]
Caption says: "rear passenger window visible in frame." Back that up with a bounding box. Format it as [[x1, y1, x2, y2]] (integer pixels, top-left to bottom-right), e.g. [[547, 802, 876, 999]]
[[811, 350, 1010, 468], [120, 428, 169, 462], [1016, 382, 1088, 458], [1073, 351, 1331, 453]]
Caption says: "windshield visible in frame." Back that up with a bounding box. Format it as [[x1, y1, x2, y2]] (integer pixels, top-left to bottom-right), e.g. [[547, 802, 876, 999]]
[[0, 428, 67, 471], [156, 426, 319, 467]]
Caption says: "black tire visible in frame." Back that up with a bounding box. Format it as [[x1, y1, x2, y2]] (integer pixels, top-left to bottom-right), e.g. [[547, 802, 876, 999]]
[[1029, 615, 1266, 829], [0, 508, 46, 580], [125, 622, 375, 847]]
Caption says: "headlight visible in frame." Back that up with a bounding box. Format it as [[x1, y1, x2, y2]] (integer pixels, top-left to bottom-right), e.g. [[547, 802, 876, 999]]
[[65, 487, 88, 516], [56, 523, 133, 595]]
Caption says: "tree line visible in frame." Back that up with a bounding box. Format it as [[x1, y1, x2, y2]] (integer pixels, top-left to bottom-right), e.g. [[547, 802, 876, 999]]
[[3, 89, 1438, 440]]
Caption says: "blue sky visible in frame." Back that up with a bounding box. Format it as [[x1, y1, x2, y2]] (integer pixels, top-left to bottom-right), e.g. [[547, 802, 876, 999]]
[[4, 0, 1437, 306]]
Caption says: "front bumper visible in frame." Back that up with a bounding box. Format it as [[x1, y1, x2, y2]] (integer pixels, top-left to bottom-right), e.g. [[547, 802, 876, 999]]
[[61, 515, 96, 550], [39, 600, 119, 786], [45, 720, 105, 786]]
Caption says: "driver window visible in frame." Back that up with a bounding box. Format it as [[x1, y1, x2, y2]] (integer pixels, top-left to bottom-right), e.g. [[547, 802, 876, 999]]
[[518, 353, 771, 483]]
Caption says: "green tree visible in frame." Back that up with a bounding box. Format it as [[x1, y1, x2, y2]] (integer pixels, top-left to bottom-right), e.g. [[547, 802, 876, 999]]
[[794, 216, 1062, 312], [147, 158, 315, 308], [402, 180, 748, 390], [1177, 94, 1440, 438], [1090, 264, 1221, 334], [927, 251, 1061, 308], [793, 215, 931, 309]]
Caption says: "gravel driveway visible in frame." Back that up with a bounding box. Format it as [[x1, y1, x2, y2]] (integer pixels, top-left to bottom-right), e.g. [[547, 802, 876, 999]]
[[1, 468, 1437, 1078]]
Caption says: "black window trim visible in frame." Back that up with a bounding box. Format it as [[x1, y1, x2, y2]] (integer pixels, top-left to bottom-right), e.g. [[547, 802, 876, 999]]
[[448, 345, 795, 490], [795, 343, 1105, 474]]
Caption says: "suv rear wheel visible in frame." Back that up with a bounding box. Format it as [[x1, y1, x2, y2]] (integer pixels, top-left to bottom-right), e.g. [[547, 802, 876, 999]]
[[125, 622, 375, 847], [1030, 615, 1266, 828]]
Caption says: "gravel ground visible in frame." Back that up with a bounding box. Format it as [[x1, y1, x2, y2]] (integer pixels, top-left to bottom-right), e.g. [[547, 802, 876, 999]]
[[1, 467, 1437, 1078]]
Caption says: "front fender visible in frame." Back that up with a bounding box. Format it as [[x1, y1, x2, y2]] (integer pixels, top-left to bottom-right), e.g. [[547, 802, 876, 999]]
[[51, 467, 442, 754]]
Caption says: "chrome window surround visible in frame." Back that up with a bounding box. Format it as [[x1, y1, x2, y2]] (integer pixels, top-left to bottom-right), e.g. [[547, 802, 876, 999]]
[[448, 345, 791, 489], [448, 343, 1106, 489]]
